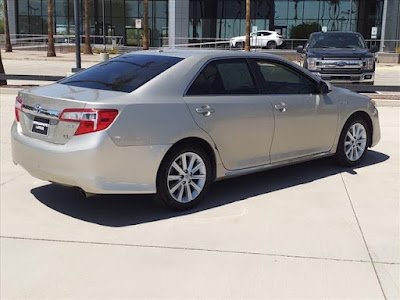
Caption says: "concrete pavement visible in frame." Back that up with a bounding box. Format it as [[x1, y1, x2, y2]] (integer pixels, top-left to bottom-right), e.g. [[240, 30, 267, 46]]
[[0, 90, 399, 299]]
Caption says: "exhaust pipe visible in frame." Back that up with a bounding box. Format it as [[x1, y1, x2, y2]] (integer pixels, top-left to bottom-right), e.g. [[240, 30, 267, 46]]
[[78, 189, 96, 198]]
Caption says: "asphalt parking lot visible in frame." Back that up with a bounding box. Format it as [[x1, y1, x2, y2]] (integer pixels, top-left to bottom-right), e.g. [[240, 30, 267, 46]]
[[0, 90, 399, 298]]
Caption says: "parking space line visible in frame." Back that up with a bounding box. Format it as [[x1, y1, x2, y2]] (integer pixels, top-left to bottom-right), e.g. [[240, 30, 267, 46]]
[[0, 235, 393, 265], [0, 173, 25, 186], [340, 172, 387, 300]]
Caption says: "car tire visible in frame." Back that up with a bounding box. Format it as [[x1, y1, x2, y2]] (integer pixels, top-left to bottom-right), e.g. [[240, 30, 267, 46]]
[[266, 41, 277, 49], [336, 117, 370, 167], [156, 145, 212, 210], [236, 42, 245, 49]]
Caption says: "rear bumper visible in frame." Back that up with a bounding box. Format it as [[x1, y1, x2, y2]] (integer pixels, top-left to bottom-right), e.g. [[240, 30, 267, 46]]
[[371, 107, 381, 147], [11, 122, 171, 194], [311, 71, 375, 84]]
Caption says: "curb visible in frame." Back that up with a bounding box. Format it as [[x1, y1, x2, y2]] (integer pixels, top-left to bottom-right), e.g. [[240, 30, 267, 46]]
[[373, 99, 400, 107], [0, 88, 24, 95]]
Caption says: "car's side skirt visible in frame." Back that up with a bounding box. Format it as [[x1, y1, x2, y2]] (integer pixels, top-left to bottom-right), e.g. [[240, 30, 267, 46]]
[[221, 151, 335, 179]]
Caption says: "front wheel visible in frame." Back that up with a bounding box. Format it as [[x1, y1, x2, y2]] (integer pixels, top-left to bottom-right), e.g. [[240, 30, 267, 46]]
[[236, 42, 245, 49], [156, 146, 212, 210], [336, 118, 370, 167]]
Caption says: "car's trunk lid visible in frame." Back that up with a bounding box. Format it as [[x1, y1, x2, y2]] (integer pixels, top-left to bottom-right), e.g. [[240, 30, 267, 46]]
[[17, 83, 125, 144]]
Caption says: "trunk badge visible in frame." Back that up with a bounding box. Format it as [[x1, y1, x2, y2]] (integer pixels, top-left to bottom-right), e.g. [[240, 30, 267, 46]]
[[34, 104, 42, 113]]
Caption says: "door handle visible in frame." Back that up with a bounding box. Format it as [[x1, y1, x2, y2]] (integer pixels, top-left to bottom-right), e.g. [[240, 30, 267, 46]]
[[274, 102, 287, 112], [196, 105, 215, 117]]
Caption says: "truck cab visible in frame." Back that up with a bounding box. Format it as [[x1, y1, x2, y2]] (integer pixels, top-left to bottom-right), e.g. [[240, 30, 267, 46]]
[[297, 31, 378, 85]]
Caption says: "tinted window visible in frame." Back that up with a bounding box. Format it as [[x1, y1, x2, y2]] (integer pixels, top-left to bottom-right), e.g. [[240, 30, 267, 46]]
[[187, 59, 258, 95], [60, 54, 183, 93], [254, 60, 318, 94], [309, 33, 366, 49]]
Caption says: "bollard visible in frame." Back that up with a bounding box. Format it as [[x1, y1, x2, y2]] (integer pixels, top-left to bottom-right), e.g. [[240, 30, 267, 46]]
[[100, 52, 109, 62]]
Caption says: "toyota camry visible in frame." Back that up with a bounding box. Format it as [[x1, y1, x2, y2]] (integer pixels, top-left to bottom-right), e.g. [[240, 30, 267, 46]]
[[12, 50, 380, 210]]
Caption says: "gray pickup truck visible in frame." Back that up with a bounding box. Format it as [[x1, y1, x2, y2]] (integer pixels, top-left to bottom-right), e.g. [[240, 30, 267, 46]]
[[297, 31, 378, 85]]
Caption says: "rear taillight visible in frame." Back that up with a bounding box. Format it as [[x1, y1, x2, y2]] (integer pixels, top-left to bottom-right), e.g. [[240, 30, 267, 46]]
[[59, 109, 119, 135], [15, 96, 23, 122]]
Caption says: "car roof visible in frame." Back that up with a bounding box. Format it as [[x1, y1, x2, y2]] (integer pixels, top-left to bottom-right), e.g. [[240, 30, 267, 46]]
[[257, 30, 278, 33], [311, 31, 362, 36], [123, 49, 281, 60]]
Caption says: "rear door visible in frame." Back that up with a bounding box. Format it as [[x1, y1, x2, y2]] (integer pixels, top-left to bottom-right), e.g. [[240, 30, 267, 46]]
[[249, 59, 338, 162], [183, 58, 274, 171]]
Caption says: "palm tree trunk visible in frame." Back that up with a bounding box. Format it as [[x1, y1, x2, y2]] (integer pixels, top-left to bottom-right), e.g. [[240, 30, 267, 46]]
[[47, 0, 56, 57], [245, 0, 250, 51], [84, 0, 92, 54], [4, 0, 12, 52], [268, 0, 275, 31], [143, 0, 149, 50], [0, 49, 7, 85]]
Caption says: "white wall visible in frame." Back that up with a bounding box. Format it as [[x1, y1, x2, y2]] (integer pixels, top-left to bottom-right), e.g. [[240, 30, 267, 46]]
[[168, 0, 189, 47]]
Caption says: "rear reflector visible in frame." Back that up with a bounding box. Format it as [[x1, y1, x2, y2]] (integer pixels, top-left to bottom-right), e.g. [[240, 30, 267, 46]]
[[15, 96, 23, 122], [59, 109, 119, 135]]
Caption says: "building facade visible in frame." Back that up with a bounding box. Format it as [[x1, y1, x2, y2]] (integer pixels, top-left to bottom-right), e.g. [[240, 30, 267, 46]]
[[6, 0, 400, 51]]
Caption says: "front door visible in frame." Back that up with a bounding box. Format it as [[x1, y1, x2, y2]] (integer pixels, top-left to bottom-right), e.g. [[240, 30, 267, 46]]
[[184, 58, 274, 170], [250, 59, 338, 162]]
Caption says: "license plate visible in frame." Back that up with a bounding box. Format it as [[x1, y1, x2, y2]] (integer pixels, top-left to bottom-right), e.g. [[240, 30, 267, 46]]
[[32, 118, 49, 136]]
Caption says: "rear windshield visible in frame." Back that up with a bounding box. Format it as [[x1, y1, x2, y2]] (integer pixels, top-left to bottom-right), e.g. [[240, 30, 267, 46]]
[[309, 33, 366, 49], [60, 54, 183, 93]]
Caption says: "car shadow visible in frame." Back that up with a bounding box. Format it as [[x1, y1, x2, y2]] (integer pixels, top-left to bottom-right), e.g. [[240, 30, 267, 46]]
[[31, 150, 389, 227]]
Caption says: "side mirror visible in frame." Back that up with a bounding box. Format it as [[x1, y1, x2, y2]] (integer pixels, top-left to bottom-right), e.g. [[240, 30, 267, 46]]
[[370, 45, 379, 53], [319, 81, 332, 94], [296, 45, 304, 53]]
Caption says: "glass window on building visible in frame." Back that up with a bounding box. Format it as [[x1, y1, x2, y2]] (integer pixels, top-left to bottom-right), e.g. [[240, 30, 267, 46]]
[[16, 0, 167, 47], [188, 0, 378, 45], [18, 1, 29, 15]]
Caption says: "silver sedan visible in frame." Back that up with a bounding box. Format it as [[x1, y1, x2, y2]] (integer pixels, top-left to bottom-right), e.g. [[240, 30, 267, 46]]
[[11, 50, 380, 210]]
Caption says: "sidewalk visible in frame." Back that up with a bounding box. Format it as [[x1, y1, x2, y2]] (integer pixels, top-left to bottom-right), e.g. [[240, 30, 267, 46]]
[[1, 49, 118, 62]]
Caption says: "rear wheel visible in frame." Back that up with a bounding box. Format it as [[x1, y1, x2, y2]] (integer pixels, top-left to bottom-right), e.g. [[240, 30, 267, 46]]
[[336, 117, 370, 167], [156, 146, 212, 210], [266, 41, 277, 49]]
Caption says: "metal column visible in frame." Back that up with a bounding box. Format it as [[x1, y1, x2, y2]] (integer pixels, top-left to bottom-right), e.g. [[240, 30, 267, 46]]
[[73, 0, 81, 70], [380, 0, 388, 52]]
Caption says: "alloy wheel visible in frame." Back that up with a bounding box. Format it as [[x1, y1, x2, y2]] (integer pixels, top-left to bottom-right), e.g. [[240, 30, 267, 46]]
[[167, 152, 207, 203], [344, 123, 367, 162]]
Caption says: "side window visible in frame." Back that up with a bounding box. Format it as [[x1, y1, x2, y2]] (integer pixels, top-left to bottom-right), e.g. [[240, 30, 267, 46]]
[[254, 60, 318, 95], [187, 59, 258, 95]]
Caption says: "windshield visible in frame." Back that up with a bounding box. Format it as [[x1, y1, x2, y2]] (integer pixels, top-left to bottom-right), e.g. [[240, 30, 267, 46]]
[[308, 33, 366, 49], [60, 54, 183, 93]]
